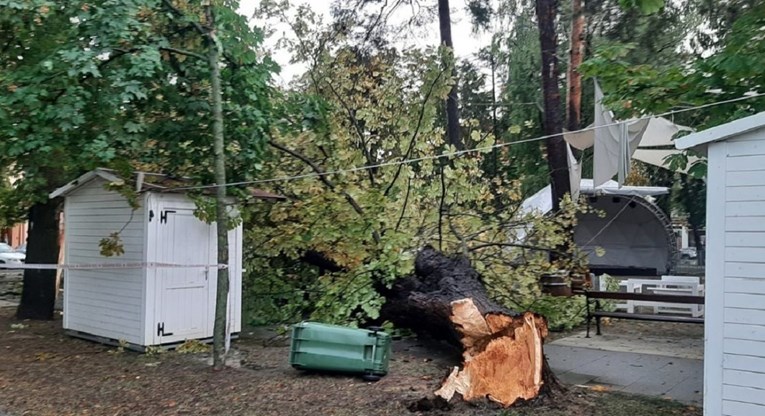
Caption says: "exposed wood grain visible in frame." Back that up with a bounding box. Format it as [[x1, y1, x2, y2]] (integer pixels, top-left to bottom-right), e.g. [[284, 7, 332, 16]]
[[435, 300, 546, 407]]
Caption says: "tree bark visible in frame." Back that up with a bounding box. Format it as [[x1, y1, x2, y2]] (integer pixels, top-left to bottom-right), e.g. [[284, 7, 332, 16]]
[[206, 5, 230, 371], [490, 46, 499, 177], [566, 0, 585, 133], [438, 0, 463, 150], [691, 225, 704, 266], [380, 247, 559, 407], [535, 0, 571, 212], [16, 200, 61, 320]]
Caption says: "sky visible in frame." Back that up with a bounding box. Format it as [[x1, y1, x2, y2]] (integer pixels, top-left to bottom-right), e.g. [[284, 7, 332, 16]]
[[238, 0, 493, 85]]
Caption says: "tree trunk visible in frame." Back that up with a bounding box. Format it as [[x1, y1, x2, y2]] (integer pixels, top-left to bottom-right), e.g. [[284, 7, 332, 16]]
[[16, 200, 61, 320], [380, 247, 559, 407], [438, 0, 463, 151], [535, 0, 571, 212], [566, 0, 585, 133], [490, 47, 499, 177], [206, 5, 230, 371], [691, 225, 704, 266], [682, 176, 706, 267]]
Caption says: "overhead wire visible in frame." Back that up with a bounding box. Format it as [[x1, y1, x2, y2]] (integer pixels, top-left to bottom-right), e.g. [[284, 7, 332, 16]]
[[169, 92, 765, 192], [462, 101, 538, 106], [580, 196, 637, 249]]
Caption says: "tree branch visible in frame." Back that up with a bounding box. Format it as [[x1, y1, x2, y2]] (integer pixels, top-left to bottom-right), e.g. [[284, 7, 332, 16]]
[[469, 242, 571, 258], [394, 177, 411, 232], [268, 140, 381, 243], [160, 0, 208, 35], [104, 47, 140, 65], [159, 46, 205, 61], [322, 80, 377, 185], [301, 249, 344, 272], [447, 213, 469, 258], [383, 68, 446, 197], [268, 140, 337, 190], [438, 164, 446, 251]]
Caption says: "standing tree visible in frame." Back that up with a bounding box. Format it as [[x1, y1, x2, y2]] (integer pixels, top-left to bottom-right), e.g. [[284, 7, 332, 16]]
[[438, 0, 463, 150], [495, 8, 549, 194], [0, 1, 166, 319], [202, 1, 231, 371], [674, 176, 706, 264], [567, 0, 586, 133], [535, 0, 570, 210]]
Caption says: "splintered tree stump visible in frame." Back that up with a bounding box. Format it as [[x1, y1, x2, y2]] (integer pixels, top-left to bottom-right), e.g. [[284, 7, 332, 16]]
[[380, 246, 555, 408], [434, 299, 547, 406]]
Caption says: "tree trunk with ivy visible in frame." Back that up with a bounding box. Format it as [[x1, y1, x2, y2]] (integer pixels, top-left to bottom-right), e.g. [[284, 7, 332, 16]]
[[206, 4, 230, 371], [380, 247, 561, 407], [17, 200, 61, 320]]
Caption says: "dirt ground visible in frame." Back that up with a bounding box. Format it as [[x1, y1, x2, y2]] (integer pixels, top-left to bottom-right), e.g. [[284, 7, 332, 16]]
[[0, 306, 702, 416]]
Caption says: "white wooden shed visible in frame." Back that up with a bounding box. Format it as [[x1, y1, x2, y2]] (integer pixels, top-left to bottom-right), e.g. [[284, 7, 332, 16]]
[[676, 112, 765, 416], [50, 169, 281, 350]]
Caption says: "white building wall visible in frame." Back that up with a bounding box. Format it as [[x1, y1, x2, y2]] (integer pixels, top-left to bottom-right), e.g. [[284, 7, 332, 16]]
[[714, 131, 765, 415], [63, 178, 147, 345]]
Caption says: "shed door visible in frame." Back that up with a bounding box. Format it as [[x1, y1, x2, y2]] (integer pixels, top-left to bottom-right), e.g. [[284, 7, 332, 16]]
[[154, 208, 214, 344]]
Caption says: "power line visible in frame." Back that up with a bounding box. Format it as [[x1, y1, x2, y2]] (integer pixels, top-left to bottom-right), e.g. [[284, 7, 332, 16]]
[[170, 92, 765, 192], [581, 196, 635, 249], [462, 101, 538, 106]]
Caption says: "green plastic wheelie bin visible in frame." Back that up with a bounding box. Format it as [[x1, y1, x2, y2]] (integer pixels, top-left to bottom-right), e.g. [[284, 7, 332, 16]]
[[289, 322, 391, 381]]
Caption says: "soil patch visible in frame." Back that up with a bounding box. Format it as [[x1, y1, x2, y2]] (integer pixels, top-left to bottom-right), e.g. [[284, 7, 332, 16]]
[[0, 307, 700, 416]]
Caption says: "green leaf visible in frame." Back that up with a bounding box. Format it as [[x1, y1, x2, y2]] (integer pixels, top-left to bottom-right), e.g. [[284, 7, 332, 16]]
[[637, 0, 663, 14], [124, 121, 144, 133], [687, 162, 707, 179], [618, 0, 663, 14]]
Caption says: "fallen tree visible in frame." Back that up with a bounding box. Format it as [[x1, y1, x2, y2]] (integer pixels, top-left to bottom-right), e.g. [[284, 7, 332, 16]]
[[381, 246, 560, 408]]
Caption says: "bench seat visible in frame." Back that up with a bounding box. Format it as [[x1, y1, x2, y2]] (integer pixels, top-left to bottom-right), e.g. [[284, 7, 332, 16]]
[[585, 290, 705, 336], [591, 311, 704, 324]]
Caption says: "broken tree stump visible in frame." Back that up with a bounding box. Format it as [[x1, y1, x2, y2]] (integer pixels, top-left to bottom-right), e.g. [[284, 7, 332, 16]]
[[380, 246, 557, 407], [434, 299, 547, 406]]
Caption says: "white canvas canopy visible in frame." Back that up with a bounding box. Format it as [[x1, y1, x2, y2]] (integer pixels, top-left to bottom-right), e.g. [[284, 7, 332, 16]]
[[631, 149, 702, 174], [563, 81, 695, 185]]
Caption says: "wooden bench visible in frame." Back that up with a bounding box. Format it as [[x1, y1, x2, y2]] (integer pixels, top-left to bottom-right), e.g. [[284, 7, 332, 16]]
[[585, 290, 705, 337]]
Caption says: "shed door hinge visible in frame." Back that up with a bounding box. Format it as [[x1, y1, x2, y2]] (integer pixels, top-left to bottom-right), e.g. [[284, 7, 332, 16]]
[[157, 322, 174, 337], [159, 210, 176, 224], [149, 210, 155, 222]]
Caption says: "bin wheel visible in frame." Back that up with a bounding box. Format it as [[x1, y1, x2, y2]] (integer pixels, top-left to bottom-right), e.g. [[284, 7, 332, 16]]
[[362, 374, 382, 382]]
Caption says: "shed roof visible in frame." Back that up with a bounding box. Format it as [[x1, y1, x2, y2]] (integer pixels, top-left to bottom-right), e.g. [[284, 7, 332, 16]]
[[675, 112, 765, 150], [50, 168, 286, 201]]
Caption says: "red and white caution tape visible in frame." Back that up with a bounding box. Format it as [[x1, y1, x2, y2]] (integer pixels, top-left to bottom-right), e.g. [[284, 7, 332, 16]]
[[1, 262, 228, 270]]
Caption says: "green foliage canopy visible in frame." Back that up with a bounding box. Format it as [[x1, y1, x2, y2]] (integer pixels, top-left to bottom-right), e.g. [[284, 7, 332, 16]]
[[0, 0, 276, 220], [244, 7, 591, 327]]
